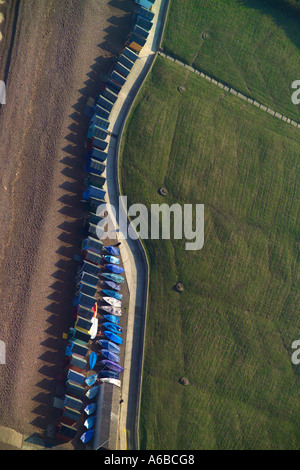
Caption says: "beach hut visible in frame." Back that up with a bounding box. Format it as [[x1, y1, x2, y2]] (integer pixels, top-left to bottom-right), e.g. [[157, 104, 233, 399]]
[[85, 173, 106, 189], [77, 272, 99, 288], [114, 61, 131, 78], [90, 124, 109, 142], [92, 382, 120, 450], [118, 54, 134, 71], [84, 201, 99, 215], [136, 15, 153, 31], [78, 260, 100, 277], [86, 136, 108, 152], [91, 138, 107, 151], [97, 94, 114, 112], [70, 327, 91, 344], [56, 423, 77, 441], [67, 340, 89, 357], [87, 151, 108, 165], [91, 138, 108, 154], [75, 304, 96, 321], [52, 397, 64, 410], [75, 315, 94, 333], [91, 115, 110, 130], [123, 47, 139, 63], [101, 87, 118, 104], [106, 80, 122, 95], [76, 281, 98, 298], [86, 213, 105, 227], [110, 70, 126, 87], [84, 96, 96, 118], [88, 122, 108, 139], [127, 33, 146, 53], [138, 5, 155, 21], [66, 380, 86, 398], [85, 163, 106, 181], [85, 159, 106, 176], [63, 394, 83, 411], [82, 236, 103, 254], [89, 147, 108, 163], [69, 328, 90, 346], [62, 407, 81, 424], [77, 274, 98, 290], [135, 0, 155, 10], [82, 236, 103, 253], [94, 104, 110, 121], [74, 291, 96, 309], [87, 223, 104, 240], [83, 190, 106, 205], [85, 198, 106, 215], [83, 185, 106, 201], [70, 353, 88, 370], [133, 24, 149, 40], [84, 249, 103, 266]]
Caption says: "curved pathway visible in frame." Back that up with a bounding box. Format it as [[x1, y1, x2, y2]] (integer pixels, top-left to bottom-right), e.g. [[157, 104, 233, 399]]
[[103, 0, 169, 451]]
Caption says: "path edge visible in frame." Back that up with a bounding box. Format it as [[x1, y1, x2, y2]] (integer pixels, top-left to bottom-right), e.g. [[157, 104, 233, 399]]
[[114, 0, 171, 450]]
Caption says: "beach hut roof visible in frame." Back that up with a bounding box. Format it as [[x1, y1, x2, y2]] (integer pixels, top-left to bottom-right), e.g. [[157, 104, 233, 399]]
[[101, 87, 118, 103], [63, 394, 83, 411], [90, 124, 108, 140], [85, 250, 102, 266], [69, 339, 89, 357], [135, 0, 155, 8], [75, 315, 93, 331], [123, 47, 139, 62], [83, 236, 103, 252], [57, 423, 77, 439], [138, 5, 155, 21], [94, 104, 110, 120], [129, 32, 146, 47], [110, 70, 126, 86], [87, 173, 106, 188], [91, 149, 108, 163], [76, 305, 95, 321], [66, 380, 86, 398], [98, 94, 114, 112], [70, 353, 88, 370], [93, 382, 120, 450], [82, 260, 100, 273], [92, 115, 110, 130], [106, 81, 121, 95], [114, 61, 131, 78], [136, 15, 153, 31], [63, 407, 82, 422], [118, 54, 134, 70], [133, 24, 149, 40], [89, 158, 106, 173]]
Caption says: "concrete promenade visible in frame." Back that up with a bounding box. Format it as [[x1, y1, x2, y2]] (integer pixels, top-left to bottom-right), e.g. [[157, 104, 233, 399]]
[[102, 0, 169, 451]]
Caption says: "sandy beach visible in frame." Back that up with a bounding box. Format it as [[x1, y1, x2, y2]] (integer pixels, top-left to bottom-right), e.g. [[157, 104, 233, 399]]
[[0, 0, 134, 448]]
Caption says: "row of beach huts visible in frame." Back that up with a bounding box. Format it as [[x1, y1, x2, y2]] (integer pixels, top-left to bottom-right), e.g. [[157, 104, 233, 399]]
[[51, 1, 156, 450]]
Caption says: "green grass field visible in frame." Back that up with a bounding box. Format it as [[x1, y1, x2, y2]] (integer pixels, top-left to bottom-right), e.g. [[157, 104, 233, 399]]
[[162, 0, 300, 122], [120, 56, 300, 449]]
